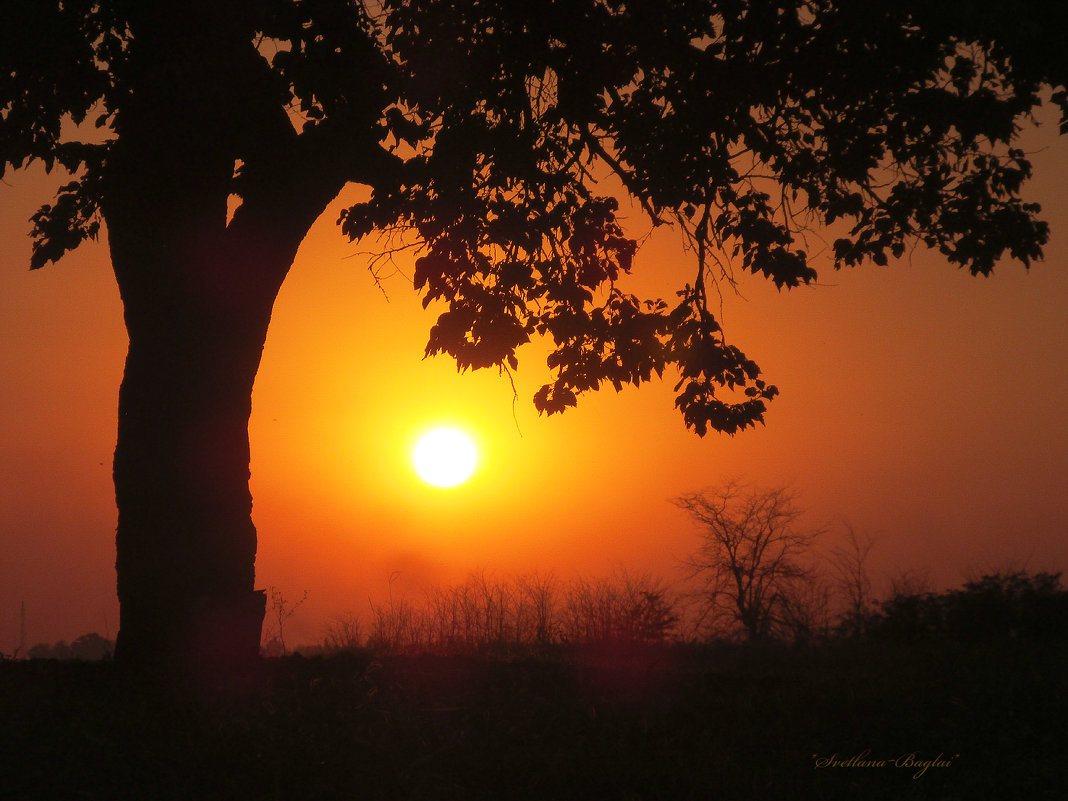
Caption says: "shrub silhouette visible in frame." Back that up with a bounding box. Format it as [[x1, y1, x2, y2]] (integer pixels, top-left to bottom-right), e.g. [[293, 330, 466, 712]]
[[865, 571, 1068, 642], [25, 633, 114, 661]]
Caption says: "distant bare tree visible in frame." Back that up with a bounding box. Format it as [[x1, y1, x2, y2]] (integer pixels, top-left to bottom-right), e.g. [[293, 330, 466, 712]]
[[421, 570, 513, 650], [472, 571, 512, 646], [560, 577, 617, 643], [828, 526, 878, 635], [322, 614, 363, 652], [560, 570, 678, 644], [778, 577, 834, 641], [888, 568, 932, 599], [331, 569, 678, 654], [515, 572, 560, 646], [675, 481, 822, 641], [264, 587, 308, 657], [366, 594, 423, 653]]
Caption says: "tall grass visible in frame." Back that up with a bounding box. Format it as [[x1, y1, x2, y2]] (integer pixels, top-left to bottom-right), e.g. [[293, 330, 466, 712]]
[[320, 568, 680, 655]]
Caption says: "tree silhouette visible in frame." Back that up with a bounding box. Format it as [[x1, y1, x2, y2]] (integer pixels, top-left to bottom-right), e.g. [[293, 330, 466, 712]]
[[866, 570, 1068, 642], [676, 481, 821, 640], [4, 1, 1066, 682], [828, 526, 878, 637]]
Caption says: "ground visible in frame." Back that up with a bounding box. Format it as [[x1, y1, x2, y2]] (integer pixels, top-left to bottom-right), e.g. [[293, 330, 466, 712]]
[[2, 638, 1065, 800]]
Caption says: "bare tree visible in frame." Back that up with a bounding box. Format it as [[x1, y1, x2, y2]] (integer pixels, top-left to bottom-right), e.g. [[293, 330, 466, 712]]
[[366, 595, 423, 653], [516, 572, 560, 646], [827, 526, 878, 635], [778, 576, 834, 641], [560, 572, 672, 644], [888, 568, 933, 599], [263, 587, 308, 656], [675, 481, 822, 641], [322, 614, 363, 652]]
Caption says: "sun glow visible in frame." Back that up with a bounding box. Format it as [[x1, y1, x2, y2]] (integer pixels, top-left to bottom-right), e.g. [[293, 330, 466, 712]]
[[413, 427, 478, 488]]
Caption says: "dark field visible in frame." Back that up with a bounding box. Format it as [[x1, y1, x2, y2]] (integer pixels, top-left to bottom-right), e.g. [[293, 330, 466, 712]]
[[2, 639, 1065, 801]]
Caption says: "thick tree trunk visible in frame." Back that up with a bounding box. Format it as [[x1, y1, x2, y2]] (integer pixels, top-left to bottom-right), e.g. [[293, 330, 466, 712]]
[[104, 170, 339, 684], [103, 147, 333, 687], [111, 292, 273, 683], [104, 173, 353, 689], [103, 155, 352, 685], [98, 10, 377, 687]]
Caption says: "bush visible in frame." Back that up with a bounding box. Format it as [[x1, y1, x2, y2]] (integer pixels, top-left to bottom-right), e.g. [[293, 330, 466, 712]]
[[864, 571, 1068, 642]]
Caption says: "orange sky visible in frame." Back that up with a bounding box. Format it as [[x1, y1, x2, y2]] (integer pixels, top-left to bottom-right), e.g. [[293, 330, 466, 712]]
[[2, 113, 1067, 652]]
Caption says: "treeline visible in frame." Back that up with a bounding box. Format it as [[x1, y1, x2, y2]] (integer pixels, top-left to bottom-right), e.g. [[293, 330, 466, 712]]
[[856, 570, 1068, 642], [307, 568, 1068, 656], [15, 632, 113, 661], [9, 569, 1067, 661]]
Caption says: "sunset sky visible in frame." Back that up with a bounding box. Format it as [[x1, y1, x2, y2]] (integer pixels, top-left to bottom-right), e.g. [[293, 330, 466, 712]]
[[2, 105, 1067, 653]]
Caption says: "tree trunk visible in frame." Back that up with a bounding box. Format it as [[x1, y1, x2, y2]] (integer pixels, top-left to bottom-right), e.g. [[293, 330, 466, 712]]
[[103, 150, 330, 687], [98, 12, 367, 687], [104, 164, 345, 684], [111, 291, 273, 684], [104, 157, 353, 686]]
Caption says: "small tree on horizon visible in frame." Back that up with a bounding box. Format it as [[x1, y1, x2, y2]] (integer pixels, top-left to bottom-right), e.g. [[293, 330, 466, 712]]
[[828, 526, 878, 637], [675, 481, 823, 641]]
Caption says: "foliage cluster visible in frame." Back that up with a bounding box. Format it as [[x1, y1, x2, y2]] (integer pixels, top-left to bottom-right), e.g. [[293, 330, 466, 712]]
[[19, 632, 113, 662], [6, 0, 1066, 436], [345, 0, 1062, 435]]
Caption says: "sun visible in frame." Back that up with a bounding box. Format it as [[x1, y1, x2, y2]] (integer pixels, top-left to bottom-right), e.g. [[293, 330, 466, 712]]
[[413, 427, 478, 488]]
